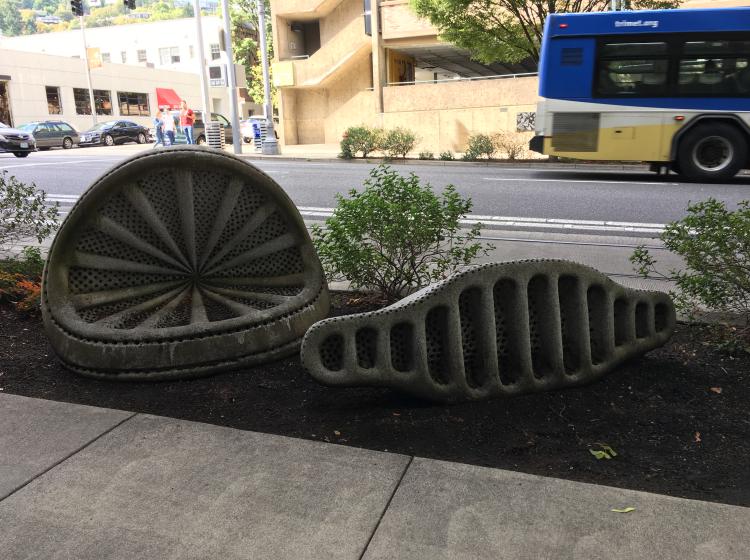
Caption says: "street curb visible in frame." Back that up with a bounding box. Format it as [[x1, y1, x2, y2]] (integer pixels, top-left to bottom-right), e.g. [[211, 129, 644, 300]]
[[237, 153, 654, 171]]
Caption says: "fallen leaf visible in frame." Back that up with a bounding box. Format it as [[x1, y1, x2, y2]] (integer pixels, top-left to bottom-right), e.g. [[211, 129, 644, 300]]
[[392, 412, 401, 417], [694, 431, 702, 443], [710, 387, 722, 394], [611, 507, 635, 513], [334, 430, 341, 436], [589, 443, 618, 460]]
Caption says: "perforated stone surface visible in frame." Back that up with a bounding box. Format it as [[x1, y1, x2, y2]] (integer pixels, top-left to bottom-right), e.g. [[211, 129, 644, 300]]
[[42, 146, 329, 379], [301, 260, 675, 402]]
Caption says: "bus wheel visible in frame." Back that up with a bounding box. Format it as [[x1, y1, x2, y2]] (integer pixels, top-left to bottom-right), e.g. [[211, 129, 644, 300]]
[[677, 124, 747, 182]]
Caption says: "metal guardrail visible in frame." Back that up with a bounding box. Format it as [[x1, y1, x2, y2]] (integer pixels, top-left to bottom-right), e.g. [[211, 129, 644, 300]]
[[386, 72, 539, 87]]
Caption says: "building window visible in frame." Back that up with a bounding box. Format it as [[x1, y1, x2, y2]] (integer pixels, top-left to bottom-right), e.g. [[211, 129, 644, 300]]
[[137, 49, 147, 63], [158, 46, 180, 65], [73, 87, 92, 115], [121, 51, 127, 63], [210, 43, 221, 60], [45, 86, 61, 115], [101, 52, 111, 63], [94, 89, 112, 115], [117, 91, 150, 116]]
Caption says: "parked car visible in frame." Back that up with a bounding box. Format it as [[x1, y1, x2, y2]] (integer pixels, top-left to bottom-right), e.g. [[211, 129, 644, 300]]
[[79, 120, 149, 147], [17, 120, 79, 150], [0, 122, 36, 158]]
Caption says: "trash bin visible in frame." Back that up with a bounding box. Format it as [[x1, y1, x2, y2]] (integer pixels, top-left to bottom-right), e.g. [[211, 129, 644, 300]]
[[205, 121, 225, 150]]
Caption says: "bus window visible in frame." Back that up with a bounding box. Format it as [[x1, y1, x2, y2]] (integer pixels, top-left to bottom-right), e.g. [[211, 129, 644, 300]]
[[597, 59, 668, 96]]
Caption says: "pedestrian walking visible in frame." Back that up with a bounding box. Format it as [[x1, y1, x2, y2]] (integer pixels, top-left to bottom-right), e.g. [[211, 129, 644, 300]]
[[180, 100, 195, 144], [163, 109, 176, 146], [152, 108, 165, 147]]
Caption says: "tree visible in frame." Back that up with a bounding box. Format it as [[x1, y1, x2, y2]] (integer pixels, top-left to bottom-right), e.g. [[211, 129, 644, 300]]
[[0, 0, 22, 36], [231, 0, 277, 108], [410, 0, 680, 64]]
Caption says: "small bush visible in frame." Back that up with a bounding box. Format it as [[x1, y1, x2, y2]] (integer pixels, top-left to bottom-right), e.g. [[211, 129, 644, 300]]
[[378, 127, 417, 159], [418, 151, 434, 160], [0, 247, 45, 315], [312, 165, 492, 301], [464, 133, 496, 160], [1, 171, 59, 250], [494, 132, 529, 160], [340, 125, 381, 158], [439, 151, 455, 161], [631, 198, 750, 336]]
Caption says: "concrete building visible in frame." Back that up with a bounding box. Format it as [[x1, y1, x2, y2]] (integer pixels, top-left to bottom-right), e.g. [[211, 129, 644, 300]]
[[0, 17, 259, 118], [0, 47, 235, 131], [270, 0, 538, 153]]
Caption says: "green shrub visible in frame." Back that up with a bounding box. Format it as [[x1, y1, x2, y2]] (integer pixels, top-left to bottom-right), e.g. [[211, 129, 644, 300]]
[[439, 151, 455, 161], [312, 165, 492, 302], [631, 198, 750, 330], [378, 127, 417, 159], [1, 171, 59, 250], [464, 133, 496, 160], [418, 151, 434, 160], [340, 125, 381, 158]]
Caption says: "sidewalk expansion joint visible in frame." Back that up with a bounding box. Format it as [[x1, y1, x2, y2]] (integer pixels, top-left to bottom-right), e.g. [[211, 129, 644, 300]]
[[358, 455, 414, 560], [0, 411, 139, 504]]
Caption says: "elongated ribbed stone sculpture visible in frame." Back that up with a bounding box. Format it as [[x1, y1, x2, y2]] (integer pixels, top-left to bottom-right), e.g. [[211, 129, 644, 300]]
[[301, 260, 675, 402], [42, 146, 329, 379]]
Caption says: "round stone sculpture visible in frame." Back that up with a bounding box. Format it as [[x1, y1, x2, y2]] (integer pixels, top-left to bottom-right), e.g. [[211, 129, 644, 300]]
[[42, 146, 329, 379]]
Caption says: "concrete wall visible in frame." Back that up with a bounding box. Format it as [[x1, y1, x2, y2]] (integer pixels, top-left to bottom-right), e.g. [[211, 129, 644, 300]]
[[380, 0, 436, 40], [0, 48, 229, 130]]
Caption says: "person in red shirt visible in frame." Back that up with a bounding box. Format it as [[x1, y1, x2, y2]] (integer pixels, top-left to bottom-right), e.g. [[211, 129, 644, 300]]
[[180, 100, 195, 144]]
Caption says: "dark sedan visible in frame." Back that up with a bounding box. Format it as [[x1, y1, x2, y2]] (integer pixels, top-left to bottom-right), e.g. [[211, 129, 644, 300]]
[[78, 120, 149, 147], [0, 122, 36, 158]]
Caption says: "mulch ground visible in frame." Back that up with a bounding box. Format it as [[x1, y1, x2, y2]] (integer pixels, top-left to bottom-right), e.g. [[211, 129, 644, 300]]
[[1, 295, 749, 507]]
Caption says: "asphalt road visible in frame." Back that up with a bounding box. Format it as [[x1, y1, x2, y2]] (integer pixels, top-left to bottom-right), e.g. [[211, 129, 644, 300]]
[[2, 147, 748, 238]]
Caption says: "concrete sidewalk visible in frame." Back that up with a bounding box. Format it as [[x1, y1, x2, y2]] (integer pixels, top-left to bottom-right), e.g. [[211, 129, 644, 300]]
[[1, 392, 748, 559]]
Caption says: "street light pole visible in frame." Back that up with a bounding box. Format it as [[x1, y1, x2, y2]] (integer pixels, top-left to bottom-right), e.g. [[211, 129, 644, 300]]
[[79, 15, 97, 126], [192, 0, 211, 119], [220, 0, 242, 153], [257, 0, 279, 154]]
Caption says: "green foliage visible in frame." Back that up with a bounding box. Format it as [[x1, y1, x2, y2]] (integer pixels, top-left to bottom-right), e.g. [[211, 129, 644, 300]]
[[378, 127, 418, 159], [0, 0, 22, 36], [631, 198, 750, 326], [464, 133, 496, 160], [418, 151, 435, 160], [439, 150, 455, 161], [231, 0, 277, 109], [410, 0, 680, 64], [341, 126, 381, 158], [312, 165, 492, 301], [0, 171, 59, 250]]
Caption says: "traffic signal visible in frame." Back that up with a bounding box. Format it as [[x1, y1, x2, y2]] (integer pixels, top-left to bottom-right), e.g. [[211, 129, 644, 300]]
[[71, 0, 83, 16], [123, 0, 135, 9]]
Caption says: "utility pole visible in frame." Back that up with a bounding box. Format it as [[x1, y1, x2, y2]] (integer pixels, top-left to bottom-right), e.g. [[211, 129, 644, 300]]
[[220, 0, 242, 153], [257, 0, 279, 154], [79, 15, 97, 126], [192, 0, 211, 120]]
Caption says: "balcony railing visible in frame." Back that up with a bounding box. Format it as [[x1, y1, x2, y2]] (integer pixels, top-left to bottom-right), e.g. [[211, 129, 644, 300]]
[[387, 72, 538, 87]]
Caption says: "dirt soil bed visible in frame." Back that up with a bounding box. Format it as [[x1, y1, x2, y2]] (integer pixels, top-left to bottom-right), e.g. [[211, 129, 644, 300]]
[[1, 295, 749, 507]]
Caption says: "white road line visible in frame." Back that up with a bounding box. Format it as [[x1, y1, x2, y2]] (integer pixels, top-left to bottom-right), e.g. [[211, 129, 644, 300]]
[[483, 176, 680, 186], [49, 196, 665, 234], [1, 160, 81, 169]]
